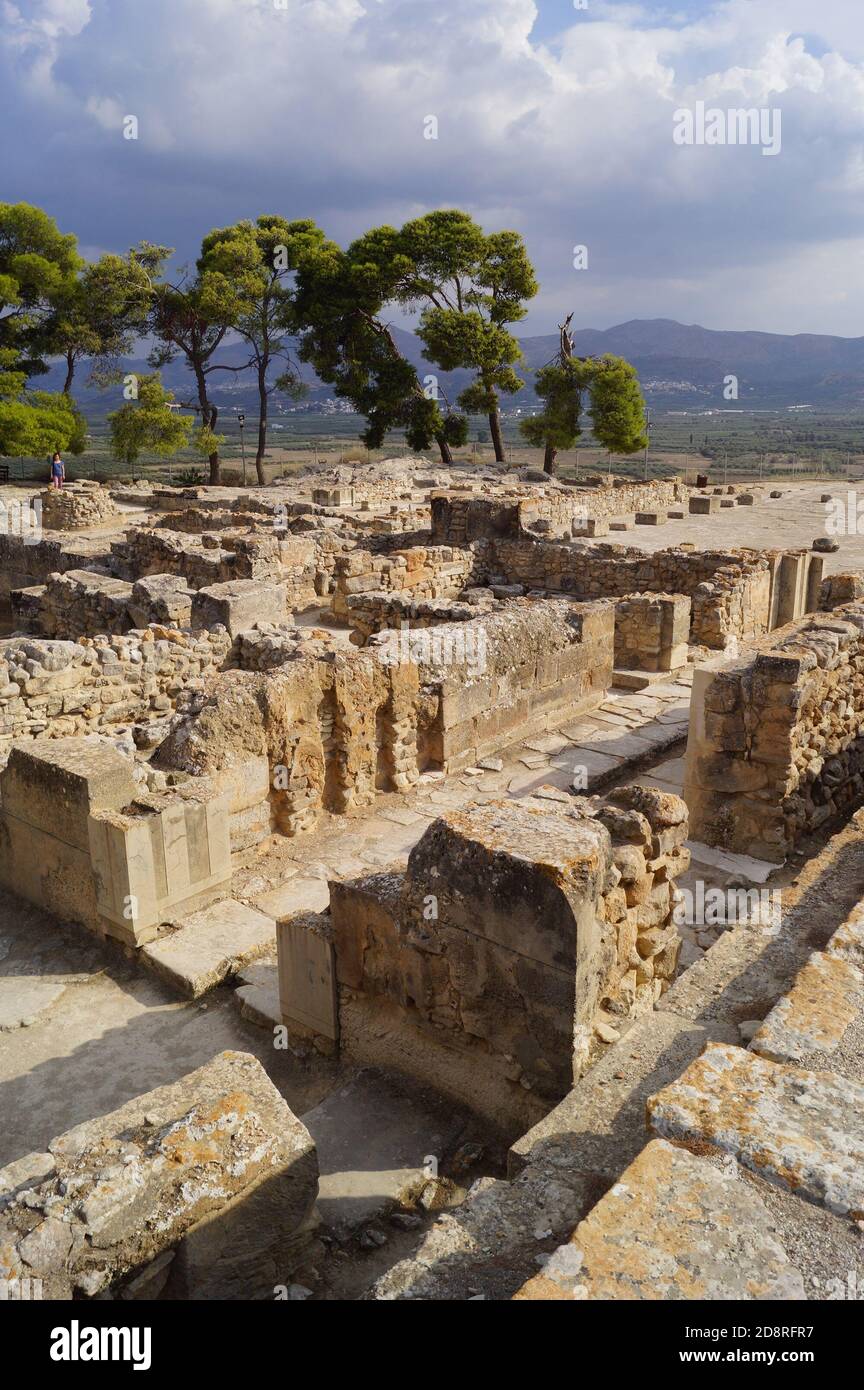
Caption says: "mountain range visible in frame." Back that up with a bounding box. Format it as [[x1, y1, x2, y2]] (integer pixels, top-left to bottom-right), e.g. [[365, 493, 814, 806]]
[[41, 319, 864, 418]]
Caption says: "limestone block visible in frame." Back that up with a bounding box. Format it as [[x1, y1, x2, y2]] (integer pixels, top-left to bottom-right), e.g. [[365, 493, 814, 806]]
[[88, 784, 233, 945], [1, 737, 136, 853], [749, 950, 864, 1064], [141, 898, 276, 997], [514, 1138, 803, 1300], [648, 1042, 864, 1217], [0, 1051, 318, 1300], [191, 579, 289, 637], [128, 573, 194, 629]]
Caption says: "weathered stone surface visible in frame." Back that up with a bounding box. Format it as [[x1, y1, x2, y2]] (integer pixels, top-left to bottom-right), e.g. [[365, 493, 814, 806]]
[[685, 604, 864, 860], [514, 1139, 804, 1300], [750, 950, 864, 1064], [826, 903, 864, 969], [190, 578, 289, 636], [40, 483, 119, 532], [141, 899, 276, 997], [0, 1051, 318, 1300], [648, 1042, 864, 1218]]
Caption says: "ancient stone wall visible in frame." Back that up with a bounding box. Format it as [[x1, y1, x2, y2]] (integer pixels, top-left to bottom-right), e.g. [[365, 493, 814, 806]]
[[684, 605, 864, 860], [156, 600, 614, 833], [313, 787, 686, 1124], [39, 482, 119, 531], [331, 546, 477, 620], [406, 599, 613, 771], [346, 592, 493, 644], [111, 525, 323, 609], [614, 592, 691, 672], [0, 627, 231, 756], [478, 540, 815, 650], [431, 479, 688, 544], [0, 532, 113, 599]]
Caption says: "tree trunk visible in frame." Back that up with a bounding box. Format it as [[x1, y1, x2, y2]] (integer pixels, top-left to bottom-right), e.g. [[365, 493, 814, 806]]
[[436, 433, 453, 465], [256, 363, 267, 485], [208, 406, 220, 486], [543, 442, 558, 475], [194, 365, 219, 485], [488, 406, 505, 463], [62, 353, 75, 395]]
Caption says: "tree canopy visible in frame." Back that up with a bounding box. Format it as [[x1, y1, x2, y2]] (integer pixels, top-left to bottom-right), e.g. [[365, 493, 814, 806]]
[[198, 217, 326, 482], [108, 374, 193, 469]]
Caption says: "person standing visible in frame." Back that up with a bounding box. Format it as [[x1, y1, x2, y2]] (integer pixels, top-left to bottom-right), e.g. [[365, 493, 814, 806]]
[[50, 451, 65, 489]]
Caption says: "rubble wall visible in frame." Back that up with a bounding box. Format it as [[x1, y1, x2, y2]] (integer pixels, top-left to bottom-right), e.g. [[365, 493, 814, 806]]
[[0, 627, 231, 756], [684, 605, 864, 860], [480, 540, 801, 650], [331, 546, 477, 620], [431, 480, 688, 544]]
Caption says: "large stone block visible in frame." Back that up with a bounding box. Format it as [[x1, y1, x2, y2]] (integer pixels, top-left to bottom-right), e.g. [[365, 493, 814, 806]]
[[514, 1138, 803, 1300], [88, 784, 233, 945], [1, 738, 136, 854], [0, 1051, 318, 1300], [648, 1042, 864, 1218], [191, 579, 289, 637], [689, 494, 720, 514]]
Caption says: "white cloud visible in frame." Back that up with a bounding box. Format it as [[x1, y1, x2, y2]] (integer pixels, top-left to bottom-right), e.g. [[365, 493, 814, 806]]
[[2, 0, 864, 335]]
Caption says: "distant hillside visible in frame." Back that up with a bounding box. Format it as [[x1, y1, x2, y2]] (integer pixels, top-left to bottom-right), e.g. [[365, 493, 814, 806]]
[[39, 319, 864, 419]]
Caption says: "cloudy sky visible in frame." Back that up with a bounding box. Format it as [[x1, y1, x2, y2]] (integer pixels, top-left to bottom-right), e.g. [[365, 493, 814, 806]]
[[2, 0, 863, 337]]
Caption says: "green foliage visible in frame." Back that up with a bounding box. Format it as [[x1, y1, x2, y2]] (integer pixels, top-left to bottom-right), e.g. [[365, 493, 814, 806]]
[[589, 354, 649, 455], [392, 211, 538, 458], [148, 255, 233, 483], [295, 231, 462, 455], [108, 374, 193, 467], [521, 353, 648, 459], [198, 217, 328, 479], [520, 358, 591, 450], [192, 423, 225, 459], [47, 248, 159, 392], [0, 202, 80, 374], [0, 350, 85, 456]]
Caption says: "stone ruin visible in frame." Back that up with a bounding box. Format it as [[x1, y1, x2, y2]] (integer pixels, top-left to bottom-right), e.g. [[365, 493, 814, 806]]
[[1, 458, 863, 1304]]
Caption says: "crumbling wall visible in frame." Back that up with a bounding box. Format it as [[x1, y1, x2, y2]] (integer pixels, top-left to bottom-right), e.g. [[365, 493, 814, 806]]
[[431, 480, 688, 544], [406, 599, 614, 771], [156, 600, 614, 830], [0, 738, 267, 943], [346, 592, 493, 644], [315, 788, 686, 1125], [614, 593, 690, 672], [154, 648, 422, 835], [331, 546, 477, 621], [0, 627, 231, 755], [0, 532, 113, 599], [820, 571, 864, 611], [684, 605, 864, 860], [110, 524, 323, 609], [39, 482, 119, 531], [479, 540, 814, 650]]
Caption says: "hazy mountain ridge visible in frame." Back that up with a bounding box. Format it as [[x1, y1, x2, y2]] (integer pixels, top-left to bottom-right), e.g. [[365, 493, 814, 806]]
[[41, 319, 864, 417]]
